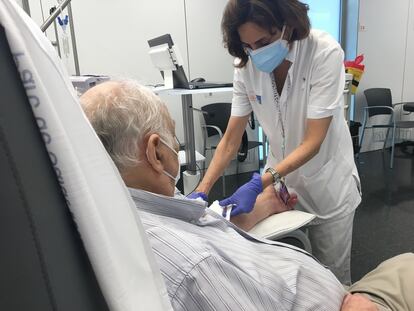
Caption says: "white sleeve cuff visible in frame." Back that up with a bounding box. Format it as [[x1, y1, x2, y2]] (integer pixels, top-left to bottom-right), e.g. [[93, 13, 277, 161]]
[[307, 105, 340, 119], [231, 98, 253, 117]]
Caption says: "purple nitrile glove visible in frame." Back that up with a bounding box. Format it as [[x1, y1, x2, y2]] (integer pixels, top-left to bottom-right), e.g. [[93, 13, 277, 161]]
[[187, 191, 208, 202], [219, 173, 263, 217]]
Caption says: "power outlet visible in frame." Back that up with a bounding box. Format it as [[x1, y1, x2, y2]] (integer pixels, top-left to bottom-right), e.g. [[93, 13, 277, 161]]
[[359, 24, 367, 32]]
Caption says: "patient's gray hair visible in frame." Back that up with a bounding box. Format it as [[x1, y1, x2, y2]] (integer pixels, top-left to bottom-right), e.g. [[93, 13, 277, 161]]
[[81, 80, 174, 173]]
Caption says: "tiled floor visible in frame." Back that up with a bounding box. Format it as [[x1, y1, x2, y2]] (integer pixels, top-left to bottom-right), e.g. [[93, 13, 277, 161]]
[[351, 145, 414, 281], [206, 145, 414, 283]]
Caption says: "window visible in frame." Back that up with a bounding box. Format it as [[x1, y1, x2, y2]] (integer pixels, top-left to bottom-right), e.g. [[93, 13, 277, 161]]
[[302, 0, 342, 41]]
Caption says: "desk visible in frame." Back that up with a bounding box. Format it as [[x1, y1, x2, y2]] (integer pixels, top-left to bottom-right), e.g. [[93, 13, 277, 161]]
[[154, 87, 233, 194]]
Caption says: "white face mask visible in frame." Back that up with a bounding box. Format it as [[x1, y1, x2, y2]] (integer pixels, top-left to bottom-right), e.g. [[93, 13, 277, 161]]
[[159, 138, 180, 185]]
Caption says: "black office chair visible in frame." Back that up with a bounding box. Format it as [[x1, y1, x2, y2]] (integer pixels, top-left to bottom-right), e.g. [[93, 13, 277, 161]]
[[358, 88, 414, 168], [0, 24, 109, 311], [200, 103, 262, 195]]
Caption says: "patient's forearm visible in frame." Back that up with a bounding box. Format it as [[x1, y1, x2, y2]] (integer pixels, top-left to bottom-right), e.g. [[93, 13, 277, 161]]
[[230, 186, 291, 231], [231, 204, 270, 231]]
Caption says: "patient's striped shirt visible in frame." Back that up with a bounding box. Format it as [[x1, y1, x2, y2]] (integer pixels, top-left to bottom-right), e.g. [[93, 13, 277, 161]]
[[130, 188, 346, 311]]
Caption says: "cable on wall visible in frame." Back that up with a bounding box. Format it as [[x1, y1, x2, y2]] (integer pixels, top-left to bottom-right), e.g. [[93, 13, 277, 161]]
[[401, 0, 412, 102], [183, 0, 191, 80]]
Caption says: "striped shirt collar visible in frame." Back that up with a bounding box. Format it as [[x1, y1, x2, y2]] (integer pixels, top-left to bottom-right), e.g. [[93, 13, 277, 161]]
[[129, 187, 208, 222]]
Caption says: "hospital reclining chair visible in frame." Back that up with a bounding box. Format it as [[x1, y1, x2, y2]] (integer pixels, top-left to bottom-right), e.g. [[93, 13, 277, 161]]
[[0, 2, 171, 309], [0, 3, 311, 310], [0, 25, 109, 311]]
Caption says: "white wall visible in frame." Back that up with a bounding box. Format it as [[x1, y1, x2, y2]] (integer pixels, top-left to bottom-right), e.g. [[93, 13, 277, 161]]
[[185, 0, 234, 82], [356, 0, 414, 151], [71, 0, 188, 85], [69, 0, 236, 85]]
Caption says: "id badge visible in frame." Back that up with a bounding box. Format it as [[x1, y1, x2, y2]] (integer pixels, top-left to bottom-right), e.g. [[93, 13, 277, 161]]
[[276, 180, 290, 206]]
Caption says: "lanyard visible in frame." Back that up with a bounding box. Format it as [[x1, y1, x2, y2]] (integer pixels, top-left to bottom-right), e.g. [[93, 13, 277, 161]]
[[270, 74, 290, 159]]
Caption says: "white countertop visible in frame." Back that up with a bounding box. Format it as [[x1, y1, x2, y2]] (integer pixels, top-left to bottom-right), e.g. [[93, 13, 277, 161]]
[[153, 86, 233, 95]]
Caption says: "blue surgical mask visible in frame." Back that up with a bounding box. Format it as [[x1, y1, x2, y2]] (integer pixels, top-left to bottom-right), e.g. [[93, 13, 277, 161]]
[[247, 26, 289, 73], [160, 138, 181, 185]]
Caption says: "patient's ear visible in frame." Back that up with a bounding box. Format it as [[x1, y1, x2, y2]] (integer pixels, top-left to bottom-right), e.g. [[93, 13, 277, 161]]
[[145, 134, 165, 174]]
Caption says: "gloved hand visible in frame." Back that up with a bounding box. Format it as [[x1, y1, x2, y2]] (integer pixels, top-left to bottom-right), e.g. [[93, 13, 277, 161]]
[[187, 191, 208, 202], [219, 173, 263, 217]]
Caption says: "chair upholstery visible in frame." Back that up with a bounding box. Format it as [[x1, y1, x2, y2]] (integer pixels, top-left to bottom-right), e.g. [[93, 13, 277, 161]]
[[0, 2, 172, 310], [0, 24, 109, 311], [364, 88, 393, 117], [201, 102, 232, 138]]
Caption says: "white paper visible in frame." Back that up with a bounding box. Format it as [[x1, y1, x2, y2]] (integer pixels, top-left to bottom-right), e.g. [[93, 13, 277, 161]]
[[209, 200, 232, 221]]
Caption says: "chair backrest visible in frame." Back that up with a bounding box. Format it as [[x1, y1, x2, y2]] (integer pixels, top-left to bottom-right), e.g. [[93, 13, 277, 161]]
[[200, 102, 251, 161], [201, 102, 232, 137], [364, 88, 393, 117], [0, 25, 109, 311]]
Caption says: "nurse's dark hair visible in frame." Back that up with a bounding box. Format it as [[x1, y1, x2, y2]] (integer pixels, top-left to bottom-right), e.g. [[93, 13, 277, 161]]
[[222, 0, 310, 68]]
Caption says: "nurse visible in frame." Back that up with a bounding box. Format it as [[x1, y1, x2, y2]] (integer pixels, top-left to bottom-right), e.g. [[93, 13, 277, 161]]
[[191, 0, 361, 284]]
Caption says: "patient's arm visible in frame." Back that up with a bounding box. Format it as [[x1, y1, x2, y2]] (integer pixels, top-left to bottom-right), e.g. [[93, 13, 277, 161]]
[[230, 185, 297, 231]]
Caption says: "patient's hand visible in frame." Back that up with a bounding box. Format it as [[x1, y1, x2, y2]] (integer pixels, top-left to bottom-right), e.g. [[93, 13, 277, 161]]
[[258, 185, 297, 216], [230, 185, 297, 231], [340, 294, 379, 311]]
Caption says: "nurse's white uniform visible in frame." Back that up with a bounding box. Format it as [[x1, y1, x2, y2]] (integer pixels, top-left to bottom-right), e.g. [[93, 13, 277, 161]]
[[231, 29, 361, 284]]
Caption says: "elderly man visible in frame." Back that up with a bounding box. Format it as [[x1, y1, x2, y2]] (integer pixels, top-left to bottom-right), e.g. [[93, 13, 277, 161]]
[[81, 80, 413, 311], [80, 79, 294, 231]]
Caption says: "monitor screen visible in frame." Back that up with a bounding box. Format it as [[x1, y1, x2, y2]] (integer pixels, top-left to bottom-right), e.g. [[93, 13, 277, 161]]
[[148, 34, 190, 89]]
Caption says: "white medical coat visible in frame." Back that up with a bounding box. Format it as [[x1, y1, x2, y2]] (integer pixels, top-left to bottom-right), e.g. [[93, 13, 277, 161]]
[[231, 30, 361, 223]]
